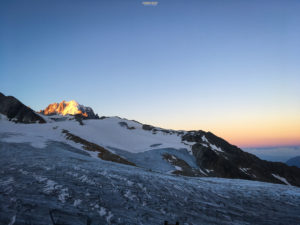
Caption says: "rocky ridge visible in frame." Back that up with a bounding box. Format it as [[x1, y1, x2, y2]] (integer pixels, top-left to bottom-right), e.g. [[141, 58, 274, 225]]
[[0, 92, 45, 124]]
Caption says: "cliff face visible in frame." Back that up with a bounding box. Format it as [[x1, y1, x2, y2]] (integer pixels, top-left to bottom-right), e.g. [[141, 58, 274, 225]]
[[40, 100, 99, 119], [0, 92, 46, 123]]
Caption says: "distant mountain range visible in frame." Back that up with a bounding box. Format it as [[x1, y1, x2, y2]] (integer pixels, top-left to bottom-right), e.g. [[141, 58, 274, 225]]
[[243, 146, 300, 163], [286, 156, 300, 168], [1, 92, 300, 187]]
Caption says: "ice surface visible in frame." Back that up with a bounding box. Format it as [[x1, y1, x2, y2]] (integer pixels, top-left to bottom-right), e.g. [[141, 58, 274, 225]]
[[1, 141, 300, 225]]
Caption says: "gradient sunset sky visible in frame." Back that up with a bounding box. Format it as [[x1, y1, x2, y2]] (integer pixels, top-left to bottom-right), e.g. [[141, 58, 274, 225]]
[[1, 0, 300, 148]]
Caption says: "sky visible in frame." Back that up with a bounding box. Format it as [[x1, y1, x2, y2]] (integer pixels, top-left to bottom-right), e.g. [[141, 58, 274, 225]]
[[1, 0, 300, 148]]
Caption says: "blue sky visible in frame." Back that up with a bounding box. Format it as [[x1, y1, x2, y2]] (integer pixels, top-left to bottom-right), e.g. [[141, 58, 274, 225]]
[[1, 0, 300, 147]]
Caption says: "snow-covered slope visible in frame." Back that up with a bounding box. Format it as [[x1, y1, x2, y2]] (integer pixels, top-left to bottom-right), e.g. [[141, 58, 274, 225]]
[[1, 113, 300, 186], [0, 114, 197, 174], [61, 117, 192, 153], [0, 115, 191, 153]]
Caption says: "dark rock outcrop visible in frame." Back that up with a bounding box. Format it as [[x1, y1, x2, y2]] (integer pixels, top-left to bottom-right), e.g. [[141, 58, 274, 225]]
[[0, 92, 45, 123], [118, 121, 135, 130], [142, 124, 155, 131], [163, 153, 203, 177]]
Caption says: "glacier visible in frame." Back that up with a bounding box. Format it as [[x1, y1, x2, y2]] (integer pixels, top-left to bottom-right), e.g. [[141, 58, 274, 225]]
[[1, 140, 300, 225]]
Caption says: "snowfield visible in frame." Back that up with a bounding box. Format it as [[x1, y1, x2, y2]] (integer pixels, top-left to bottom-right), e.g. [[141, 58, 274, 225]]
[[0, 115, 190, 153], [0, 115, 197, 173]]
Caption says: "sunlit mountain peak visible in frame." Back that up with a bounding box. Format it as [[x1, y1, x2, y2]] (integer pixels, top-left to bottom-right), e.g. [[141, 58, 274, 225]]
[[40, 100, 99, 119]]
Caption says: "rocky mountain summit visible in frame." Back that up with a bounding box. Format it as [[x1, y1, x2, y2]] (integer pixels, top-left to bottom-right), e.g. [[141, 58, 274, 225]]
[[40, 100, 99, 119]]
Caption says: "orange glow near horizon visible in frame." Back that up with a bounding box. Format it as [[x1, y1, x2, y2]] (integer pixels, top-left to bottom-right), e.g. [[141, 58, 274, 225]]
[[219, 130, 300, 148], [209, 117, 300, 148], [146, 111, 300, 149]]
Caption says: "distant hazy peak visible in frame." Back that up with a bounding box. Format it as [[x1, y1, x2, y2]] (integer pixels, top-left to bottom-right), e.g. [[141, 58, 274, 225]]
[[286, 156, 300, 168]]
